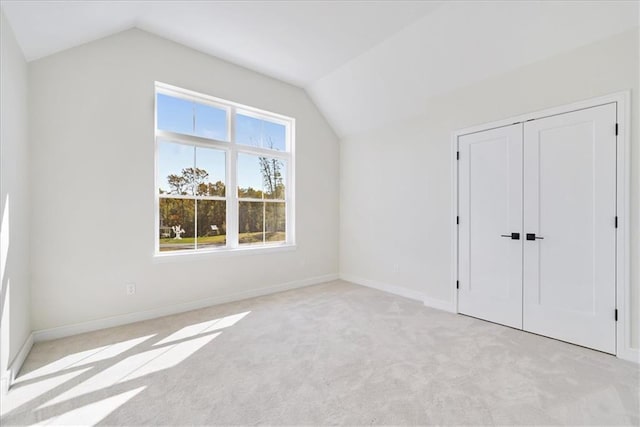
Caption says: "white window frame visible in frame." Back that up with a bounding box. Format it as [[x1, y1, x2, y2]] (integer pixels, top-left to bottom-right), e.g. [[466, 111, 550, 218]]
[[154, 82, 295, 257]]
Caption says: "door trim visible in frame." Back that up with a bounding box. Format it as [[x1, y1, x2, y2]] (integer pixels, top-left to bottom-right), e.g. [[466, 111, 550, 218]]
[[450, 91, 635, 362]]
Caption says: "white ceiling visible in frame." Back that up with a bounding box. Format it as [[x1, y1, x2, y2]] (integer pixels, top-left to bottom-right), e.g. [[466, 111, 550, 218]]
[[0, 0, 442, 86], [2, 1, 638, 138], [308, 1, 640, 137]]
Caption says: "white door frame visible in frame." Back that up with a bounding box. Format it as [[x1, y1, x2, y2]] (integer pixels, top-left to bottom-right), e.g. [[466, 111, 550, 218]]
[[450, 91, 634, 362]]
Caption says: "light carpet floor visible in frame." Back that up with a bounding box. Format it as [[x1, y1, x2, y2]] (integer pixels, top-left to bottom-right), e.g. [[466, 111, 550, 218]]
[[1, 280, 638, 426]]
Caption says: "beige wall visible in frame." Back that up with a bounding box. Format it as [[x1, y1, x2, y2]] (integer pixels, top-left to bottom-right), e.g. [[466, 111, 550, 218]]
[[1, 10, 31, 386], [340, 29, 639, 349], [29, 29, 340, 331]]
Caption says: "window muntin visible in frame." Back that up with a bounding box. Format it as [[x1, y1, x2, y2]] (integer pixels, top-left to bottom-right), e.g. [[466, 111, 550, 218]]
[[155, 83, 294, 255]]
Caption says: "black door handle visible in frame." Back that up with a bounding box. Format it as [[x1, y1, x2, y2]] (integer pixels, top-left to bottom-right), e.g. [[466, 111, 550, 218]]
[[526, 233, 544, 240], [500, 233, 520, 240]]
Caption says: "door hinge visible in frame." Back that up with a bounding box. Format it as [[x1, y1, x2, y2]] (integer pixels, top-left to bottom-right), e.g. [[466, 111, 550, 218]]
[[456, 280, 459, 290], [615, 123, 619, 136], [456, 151, 460, 160], [615, 309, 618, 321], [615, 216, 618, 228], [456, 216, 459, 225]]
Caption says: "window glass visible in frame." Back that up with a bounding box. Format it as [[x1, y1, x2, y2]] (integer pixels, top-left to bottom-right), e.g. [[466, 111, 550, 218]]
[[237, 154, 286, 199], [157, 94, 193, 135], [237, 154, 263, 199], [262, 158, 286, 200], [238, 201, 264, 245], [194, 147, 226, 197], [265, 202, 286, 242], [195, 103, 227, 141], [236, 113, 286, 151], [196, 200, 226, 249], [157, 141, 194, 195], [157, 93, 227, 141], [159, 198, 195, 251]]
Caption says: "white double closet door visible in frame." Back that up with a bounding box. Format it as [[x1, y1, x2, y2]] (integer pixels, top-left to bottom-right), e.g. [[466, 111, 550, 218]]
[[458, 103, 617, 354]]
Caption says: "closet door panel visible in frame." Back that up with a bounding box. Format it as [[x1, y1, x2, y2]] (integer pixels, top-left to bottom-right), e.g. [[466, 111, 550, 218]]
[[458, 124, 523, 329], [523, 103, 617, 354]]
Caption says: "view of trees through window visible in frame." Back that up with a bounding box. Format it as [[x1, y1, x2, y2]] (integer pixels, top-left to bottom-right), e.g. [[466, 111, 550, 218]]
[[156, 86, 292, 253]]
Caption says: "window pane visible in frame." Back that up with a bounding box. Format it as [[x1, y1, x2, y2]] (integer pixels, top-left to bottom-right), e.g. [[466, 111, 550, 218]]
[[157, 93, 228, 142], [195, 103, 227, 141], [237, 154, 264, 199], [159, 198, 195, 252], [239, 201, 264, 245], [237, 154, 286, 199], [196, 200, 226, 249], [195, 147, 226, 197], [157, 94, 193, 135], [263, 120, 287, 151], [262, 158, 286, 200], [236, 114, 286, 151], [158, 141, 194, 195], [265, 202, 286, 243]]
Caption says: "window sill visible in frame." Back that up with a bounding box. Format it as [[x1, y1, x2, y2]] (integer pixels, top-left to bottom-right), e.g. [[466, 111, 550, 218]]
[[152, 243, 297, 263]]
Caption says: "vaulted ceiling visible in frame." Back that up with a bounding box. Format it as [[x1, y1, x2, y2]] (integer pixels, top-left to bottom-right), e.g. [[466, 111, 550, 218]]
[[2, 1, 638, 138]]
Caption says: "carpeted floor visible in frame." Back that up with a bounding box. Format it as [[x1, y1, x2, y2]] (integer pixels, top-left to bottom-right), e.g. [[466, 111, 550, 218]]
[[1, 280, 638, 425]]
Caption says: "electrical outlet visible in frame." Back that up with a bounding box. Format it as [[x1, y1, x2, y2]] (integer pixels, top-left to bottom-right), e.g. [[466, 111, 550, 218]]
[[393, 263, 399, 273], [126, 282, 136, 295]]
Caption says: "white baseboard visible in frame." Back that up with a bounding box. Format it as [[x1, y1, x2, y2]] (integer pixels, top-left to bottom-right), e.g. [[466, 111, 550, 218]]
[[340, 274, 455, 313], [34, 274, 339, 343], [617, 345, 640, 364], [26, 272, 637, 366], [1, 332, 34, 395], [423, 296, 456, 313]]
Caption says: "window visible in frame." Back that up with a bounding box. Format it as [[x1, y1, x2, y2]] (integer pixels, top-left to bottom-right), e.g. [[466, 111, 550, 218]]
[[155, 83, 294, 254]]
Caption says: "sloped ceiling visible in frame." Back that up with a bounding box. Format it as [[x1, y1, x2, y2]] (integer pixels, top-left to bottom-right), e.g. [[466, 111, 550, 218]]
[[2, 1, 638, 138], [0, 0, 442, 85], [307, 1, 640, 137]]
